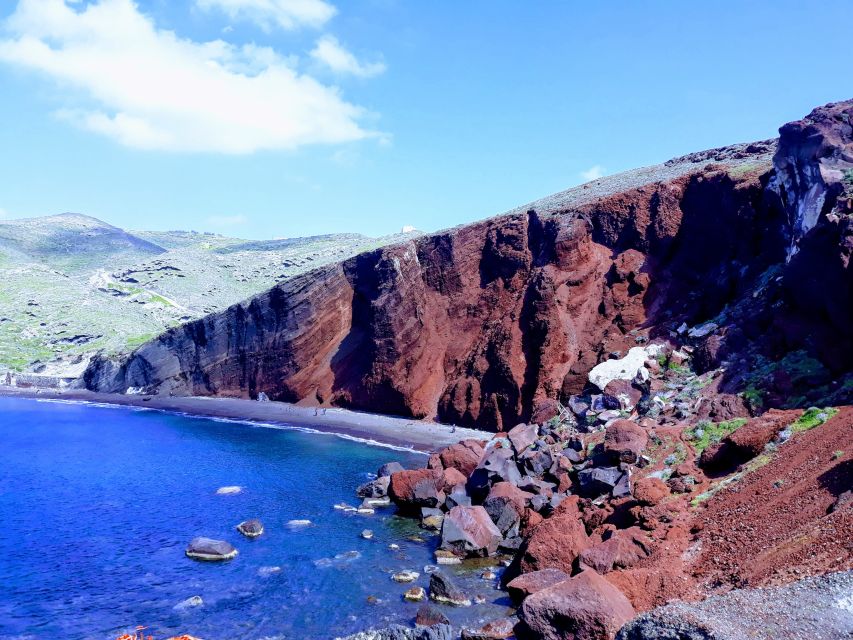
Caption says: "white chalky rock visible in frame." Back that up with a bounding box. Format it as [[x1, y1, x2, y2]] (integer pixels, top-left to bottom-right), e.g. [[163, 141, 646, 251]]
[[588, 345, 663, 392]]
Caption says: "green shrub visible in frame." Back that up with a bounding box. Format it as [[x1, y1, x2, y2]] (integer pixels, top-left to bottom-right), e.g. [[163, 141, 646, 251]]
[[790, 407, 839, 434]]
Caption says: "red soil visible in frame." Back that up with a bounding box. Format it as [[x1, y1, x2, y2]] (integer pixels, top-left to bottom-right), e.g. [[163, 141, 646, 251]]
[[690, 407, 853, 591]]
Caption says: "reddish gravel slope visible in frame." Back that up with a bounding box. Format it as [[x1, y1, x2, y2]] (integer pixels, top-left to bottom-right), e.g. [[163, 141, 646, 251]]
[[691, 407, 853, 590]]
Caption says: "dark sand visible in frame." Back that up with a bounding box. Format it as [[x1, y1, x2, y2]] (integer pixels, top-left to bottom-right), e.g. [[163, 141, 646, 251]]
[[0, 387, 489, 452]]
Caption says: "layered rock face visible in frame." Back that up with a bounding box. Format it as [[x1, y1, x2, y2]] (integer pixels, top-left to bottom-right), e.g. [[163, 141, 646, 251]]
[[84, 100, 853, 428]]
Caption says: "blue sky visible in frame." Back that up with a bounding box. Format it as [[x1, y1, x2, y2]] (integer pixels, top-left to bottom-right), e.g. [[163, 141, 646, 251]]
[[0, 0, 850, 239]]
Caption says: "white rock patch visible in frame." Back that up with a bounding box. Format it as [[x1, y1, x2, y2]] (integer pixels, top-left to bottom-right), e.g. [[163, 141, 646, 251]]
[[588, 345, 663, 392]]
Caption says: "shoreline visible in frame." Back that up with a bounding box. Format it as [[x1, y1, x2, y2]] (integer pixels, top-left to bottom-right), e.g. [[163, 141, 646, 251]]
[[0, 386, 489, 452]]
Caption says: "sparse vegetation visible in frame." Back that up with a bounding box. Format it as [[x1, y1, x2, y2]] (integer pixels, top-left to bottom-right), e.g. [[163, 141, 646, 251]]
[[0, 214, 420, 374], [686, 417, 748, 455], [790, 407, 839, 434]]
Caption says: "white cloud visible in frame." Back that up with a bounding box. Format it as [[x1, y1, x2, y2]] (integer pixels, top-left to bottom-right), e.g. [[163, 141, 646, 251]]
[[196, 0, 336, 31], [206, 214, 248, 226], [580, 165, 606, 181], [310, 35, 385, 78], [0, 0, 381, 154]]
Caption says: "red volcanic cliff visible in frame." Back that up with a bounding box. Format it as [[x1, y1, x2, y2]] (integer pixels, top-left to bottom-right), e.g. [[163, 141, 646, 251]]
[[84, 100, 853, 428]]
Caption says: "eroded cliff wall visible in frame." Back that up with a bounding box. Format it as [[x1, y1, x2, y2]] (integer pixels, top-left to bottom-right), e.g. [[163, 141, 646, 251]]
[[85, 100, 853, 428]]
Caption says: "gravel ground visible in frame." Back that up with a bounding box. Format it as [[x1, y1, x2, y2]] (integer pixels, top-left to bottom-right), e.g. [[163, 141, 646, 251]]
[[617, 571, 853, 640]]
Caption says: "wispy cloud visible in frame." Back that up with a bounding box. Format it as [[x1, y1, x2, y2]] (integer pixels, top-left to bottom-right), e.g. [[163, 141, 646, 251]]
[[580, 165, 606, 181], [206, 214, 249, 226], [310, 35, 385, 78], [196, 0, 336, 31], [0, 0, 382, 154]]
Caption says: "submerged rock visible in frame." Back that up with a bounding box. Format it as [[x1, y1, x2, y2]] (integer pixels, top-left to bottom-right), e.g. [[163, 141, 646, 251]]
[[421, 507, 445, 531], [215, 485, 243, 495], [416, 603, 450, 626], [185, 537, 238, 562], [286, 519, 313, 528], [173, 595, 203, 610]]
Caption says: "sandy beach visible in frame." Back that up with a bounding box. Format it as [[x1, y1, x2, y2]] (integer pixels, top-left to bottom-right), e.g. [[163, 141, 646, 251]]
[[0, 386, 489, 452]]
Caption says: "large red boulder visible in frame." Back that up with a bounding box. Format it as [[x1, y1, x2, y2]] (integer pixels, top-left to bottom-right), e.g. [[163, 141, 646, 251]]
[[632, 477, 670, 506], [578, 527, 652, 574], [519, 511, 590, 575], [604, 420, 648, 464], [700, 410, 797, 471], [441, 467, 468, 492], [506, 568, 570, 603], [440, 505, 503, 557], [520, 570, 635, 640], [389, 469, 445, 512], [439, 442, 483, 477]]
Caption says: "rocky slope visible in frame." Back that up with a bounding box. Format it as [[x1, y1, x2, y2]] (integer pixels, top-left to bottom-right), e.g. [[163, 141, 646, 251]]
[[85, 100, 853, 429], [333, 348, 851, 640]]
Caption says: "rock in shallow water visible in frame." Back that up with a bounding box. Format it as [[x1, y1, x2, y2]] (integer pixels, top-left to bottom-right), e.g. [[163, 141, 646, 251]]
[[416, 604, 450, 626], [358, 476, 391, 498], [389, 469, 445, 512], [429, 570, 471, 606], [404, 586, 426, 602], [461, 617, 516, 640], [185, 537, 238, 561], [336, 624, 454, 640], [392, 569, 420, 583], [236, 518, 264, 538], [378, 462, 406, 477]]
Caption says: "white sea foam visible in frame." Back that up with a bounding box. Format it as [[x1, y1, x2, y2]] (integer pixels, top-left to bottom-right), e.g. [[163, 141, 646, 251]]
[[31, 397, 427, 455]]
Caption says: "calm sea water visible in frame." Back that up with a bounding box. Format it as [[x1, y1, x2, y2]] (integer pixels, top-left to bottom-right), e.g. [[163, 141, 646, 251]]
[[0, 397, 510, 640]]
